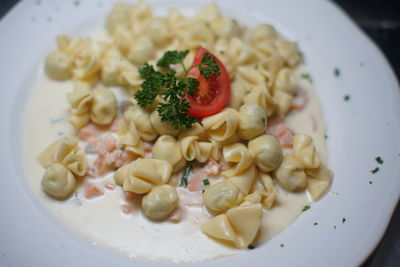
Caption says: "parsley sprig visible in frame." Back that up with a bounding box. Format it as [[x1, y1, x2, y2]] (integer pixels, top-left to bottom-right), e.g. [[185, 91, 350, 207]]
[[135, 50, 220, 129]]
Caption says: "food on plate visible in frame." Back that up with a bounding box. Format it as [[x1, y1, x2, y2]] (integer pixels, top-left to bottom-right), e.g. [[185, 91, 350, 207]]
[[25, 1, 332, 262]]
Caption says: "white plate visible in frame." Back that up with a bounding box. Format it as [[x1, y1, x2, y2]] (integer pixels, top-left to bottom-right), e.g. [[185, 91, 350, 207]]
[[0, 0, 399, 266]]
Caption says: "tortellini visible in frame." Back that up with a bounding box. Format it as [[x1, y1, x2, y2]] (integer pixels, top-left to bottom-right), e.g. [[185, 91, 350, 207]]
[[121, 158, 173, 194], [151, 110, 180, 137], [306, 164, 333, 201], [142, 184, 179, 220], [37, 136, 87, 177], [101, 47, 142, 89], [127, 35, 154, 65], [248, 134, 283, 172], [274, 156, 307, 192], [274, 39, 301, 68], [67, 86, 117, 129], [227, 165, 257, 195], [203, 181, 242, 214], [201, 199, 262, 249], [180, 136, 220, 163], [273, 68, 296, 95], [237, 104, 266, 140], [249, 24, 278, 45], [152, 135, 185, 172], [273, 90, 293, 116], [55, 35, 111, 80], [45, 51, 73, 80], [222, 143, 254, 178], [292, 134, 320, 169], [147, 17, 171, 46], [202, 108, 238, 142], [41, 163, 76, 199], [124, 106, 157, 142], [90, 87, 117, 125], [259, 173, 277, 209], [118, 112, 145, 156], [243, 85, 276, 116]]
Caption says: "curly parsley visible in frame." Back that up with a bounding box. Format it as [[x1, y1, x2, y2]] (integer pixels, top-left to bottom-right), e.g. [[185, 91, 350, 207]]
[[134, 50, 220, 129]]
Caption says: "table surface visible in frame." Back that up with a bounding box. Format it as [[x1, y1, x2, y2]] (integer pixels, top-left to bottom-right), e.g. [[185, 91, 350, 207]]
[[1, 0, 399, 266]]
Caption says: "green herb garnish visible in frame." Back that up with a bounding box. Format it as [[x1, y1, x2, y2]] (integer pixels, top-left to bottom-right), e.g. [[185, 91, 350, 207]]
[[334, 68, 340, 77], [280, 243, 284, 247], [248, 245, 255, 249], [302, 205, 311, 212], [333, 225, 337, 230], [371, 167, 379, 174], [342, 218, 346, 223], [375, 156, 384, 164], [369, 181, 373, 184], [313, 222, 318, 226], [134, 50, 220, 129], [180, 161, 195, 187], [202, 179, 210, 186], [301, 73, 313, 83], [343, 95, 350, 101]]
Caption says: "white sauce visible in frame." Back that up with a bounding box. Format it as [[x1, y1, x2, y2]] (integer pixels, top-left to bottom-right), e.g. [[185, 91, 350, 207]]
[[23, 36, 329, 264]]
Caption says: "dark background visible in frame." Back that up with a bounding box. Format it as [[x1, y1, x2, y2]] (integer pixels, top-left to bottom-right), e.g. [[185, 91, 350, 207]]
[[1, 0, 399, 266]]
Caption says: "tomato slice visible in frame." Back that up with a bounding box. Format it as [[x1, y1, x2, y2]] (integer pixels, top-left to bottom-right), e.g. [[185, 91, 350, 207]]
[[186, 47, 231, 118]]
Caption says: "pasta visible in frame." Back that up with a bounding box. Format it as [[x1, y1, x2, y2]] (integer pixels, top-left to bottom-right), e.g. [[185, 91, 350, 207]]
[[152, 135, 185, 172], [67, 86, 117, 129], [203, 181, 242, 214], [201, 196, 263, 249], [202, 108, 238, 142], [142, 184, 179, 220], [37, 136, 87, 177], [41, 163, 76, 199], [237, 104, 266, 140], [221, 143, 254, 178], [151, 110, 181, 137], [122, 158, 172, 194], [124, 106, 157, 142], [292, 134, 320, 169], [45, 51, 73, 80], [248, 134, 283, 172], [306, 164, 333, 201], [90, 87, 117, 125], [274, 156, 308, 192], [35, 1, 333, 258]]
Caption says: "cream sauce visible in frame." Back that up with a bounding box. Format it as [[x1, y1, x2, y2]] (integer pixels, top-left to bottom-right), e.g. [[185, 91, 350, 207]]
[[23, 37, 328, 264]]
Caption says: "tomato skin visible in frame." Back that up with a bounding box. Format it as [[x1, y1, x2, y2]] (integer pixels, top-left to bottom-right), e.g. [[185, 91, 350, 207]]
[[186, 47, 231, 118]]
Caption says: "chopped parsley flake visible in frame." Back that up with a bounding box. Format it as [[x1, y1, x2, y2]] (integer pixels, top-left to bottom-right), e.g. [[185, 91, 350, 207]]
[[313, 222, 318, 226], [301, 73, 313, 83], [180, 161, 195, 187], [280, 243, 284, 247], [202, 189, 205, 193], [342, 218, 346, 223], [324, 134, 328, 140], [248, 245, 255, 249], [375, 157, 384, 164], [202, 179, 210, 186], [371, 167, 379, 174], [369, 181, 373, 184], [333, 225, 337, 230], [334, 68, 340, 77], [343, 95, 350, 101], [302, 205, 311, 212], [262, 117, 266, 123], [74, 0, 80, 6]]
